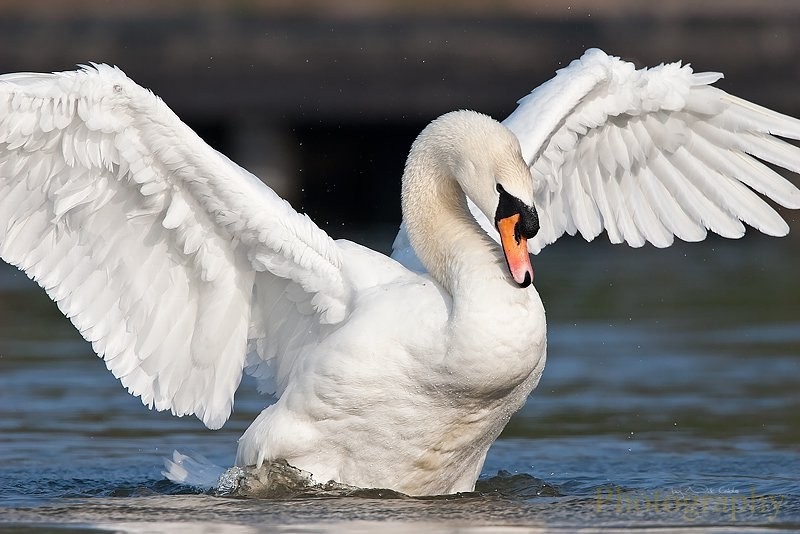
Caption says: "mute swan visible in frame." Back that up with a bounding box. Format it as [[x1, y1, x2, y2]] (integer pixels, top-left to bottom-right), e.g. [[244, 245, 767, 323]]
[[1, 49, 799, 496]]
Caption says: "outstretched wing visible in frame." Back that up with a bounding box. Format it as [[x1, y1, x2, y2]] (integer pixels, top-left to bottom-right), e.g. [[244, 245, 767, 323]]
[[502, 48, 800, 253], [0, 65, 350, 429]]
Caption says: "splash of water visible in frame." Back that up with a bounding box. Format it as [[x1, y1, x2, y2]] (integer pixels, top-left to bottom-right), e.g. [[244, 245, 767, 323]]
[[214, 459, 409, 499], [164, 450, 560, 499]]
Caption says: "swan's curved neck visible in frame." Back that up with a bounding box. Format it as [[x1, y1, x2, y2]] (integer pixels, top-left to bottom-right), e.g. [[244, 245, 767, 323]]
[[401, 149, 505, 293]]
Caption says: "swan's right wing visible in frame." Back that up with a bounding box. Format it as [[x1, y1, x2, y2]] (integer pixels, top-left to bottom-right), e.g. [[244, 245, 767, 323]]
[[503, 49, 800, 252], [0, 65, 350, 429]]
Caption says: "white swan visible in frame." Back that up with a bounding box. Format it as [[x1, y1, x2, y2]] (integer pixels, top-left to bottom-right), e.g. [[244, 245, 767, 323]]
[[1, 49, 799, 496]]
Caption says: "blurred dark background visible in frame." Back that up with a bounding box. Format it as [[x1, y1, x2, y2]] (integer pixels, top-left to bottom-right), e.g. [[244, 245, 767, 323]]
[[0, 0, 798, 245]]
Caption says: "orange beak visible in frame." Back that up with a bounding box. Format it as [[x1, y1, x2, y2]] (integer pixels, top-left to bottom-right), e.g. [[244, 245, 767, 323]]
[[497, 214, 533, 287]]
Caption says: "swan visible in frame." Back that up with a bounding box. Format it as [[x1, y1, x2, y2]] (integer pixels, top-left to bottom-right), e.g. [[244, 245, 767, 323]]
[[1, 49, 799, 496]]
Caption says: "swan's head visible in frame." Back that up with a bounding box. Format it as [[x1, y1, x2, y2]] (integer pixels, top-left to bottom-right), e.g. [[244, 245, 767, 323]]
[[419, 110, 539, 287]]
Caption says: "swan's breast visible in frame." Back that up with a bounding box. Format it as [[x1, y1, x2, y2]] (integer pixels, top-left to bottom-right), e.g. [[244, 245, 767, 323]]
[[439, 281, 547, 399]]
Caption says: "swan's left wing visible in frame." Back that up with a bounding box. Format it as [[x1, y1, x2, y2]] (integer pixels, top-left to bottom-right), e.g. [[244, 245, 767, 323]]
[[0, 65, 349, 429], [501, 48, 800, 252]]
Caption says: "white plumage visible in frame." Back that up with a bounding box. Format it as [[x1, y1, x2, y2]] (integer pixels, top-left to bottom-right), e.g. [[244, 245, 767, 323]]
[[0, 49, 798, 495]]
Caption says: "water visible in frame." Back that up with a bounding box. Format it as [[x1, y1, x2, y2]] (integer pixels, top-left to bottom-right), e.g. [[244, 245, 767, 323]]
[[0, 231, 798, 532]]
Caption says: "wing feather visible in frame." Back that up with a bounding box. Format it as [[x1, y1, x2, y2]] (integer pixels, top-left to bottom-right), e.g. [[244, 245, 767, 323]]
[[565, 164, 602, 242], [622, 162, 671, 248], [585, 140, 622, 244], [502, 49, 800, 252], [0, 64, 351, 428]]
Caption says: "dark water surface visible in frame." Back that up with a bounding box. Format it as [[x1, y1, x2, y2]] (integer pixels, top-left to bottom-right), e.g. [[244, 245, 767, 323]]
[[0, 232, 798, 533]]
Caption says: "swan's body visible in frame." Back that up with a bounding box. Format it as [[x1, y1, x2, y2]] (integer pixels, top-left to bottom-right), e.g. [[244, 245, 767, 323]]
[[1, 49, 799, 495], [234, 114, 547, 494]]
